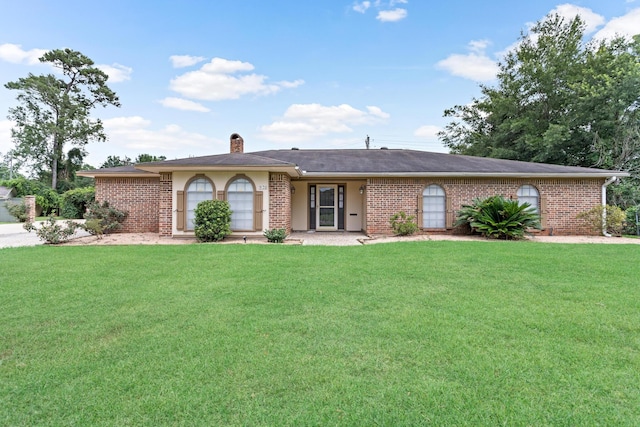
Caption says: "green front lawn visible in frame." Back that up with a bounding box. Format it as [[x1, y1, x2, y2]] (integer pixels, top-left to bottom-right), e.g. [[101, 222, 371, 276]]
[[1, 242, 639, 425]]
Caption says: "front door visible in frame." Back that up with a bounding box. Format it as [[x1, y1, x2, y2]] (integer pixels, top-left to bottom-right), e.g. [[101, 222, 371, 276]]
[[317, 185, 337, 230]]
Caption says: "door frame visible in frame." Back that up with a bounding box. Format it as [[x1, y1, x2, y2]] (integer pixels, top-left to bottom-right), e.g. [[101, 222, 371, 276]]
[[309, 184, 345, 231]]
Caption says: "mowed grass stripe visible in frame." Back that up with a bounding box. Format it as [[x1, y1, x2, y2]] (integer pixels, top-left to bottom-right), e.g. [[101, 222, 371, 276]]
[[1, 242, 639, 425]]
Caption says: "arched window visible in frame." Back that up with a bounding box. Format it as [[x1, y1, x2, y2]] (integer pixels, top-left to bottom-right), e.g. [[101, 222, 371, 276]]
[[186, 177, 214, 230], [227, 177, 254, 230], [423, 184, 446, 228], [517, 185, 539, 214]]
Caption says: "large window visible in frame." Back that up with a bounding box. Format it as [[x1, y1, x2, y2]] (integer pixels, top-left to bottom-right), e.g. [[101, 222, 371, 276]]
[[517, 185, 539, 214], [228, 177, 254, 230], [423, 184, 446, 228], [186, 177, 213, 230]]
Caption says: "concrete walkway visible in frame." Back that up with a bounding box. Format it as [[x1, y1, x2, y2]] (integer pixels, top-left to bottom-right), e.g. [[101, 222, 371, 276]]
[[287, 231, 369, 246]]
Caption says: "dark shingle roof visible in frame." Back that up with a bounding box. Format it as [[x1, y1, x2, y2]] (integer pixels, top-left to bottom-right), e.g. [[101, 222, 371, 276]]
[[78, 165, 158, 176], [81, 148, 626, 178], [253, 149, 620, 176], [141, 152, 295, 168]]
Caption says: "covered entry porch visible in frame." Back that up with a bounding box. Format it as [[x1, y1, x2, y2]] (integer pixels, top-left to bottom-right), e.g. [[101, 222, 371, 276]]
[[290, 180, 367, 232]]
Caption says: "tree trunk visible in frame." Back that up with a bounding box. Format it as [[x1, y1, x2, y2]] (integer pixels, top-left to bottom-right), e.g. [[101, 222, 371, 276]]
[[51, 156, 58, 190]]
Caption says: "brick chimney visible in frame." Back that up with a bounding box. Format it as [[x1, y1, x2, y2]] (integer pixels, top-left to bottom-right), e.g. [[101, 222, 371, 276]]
[[230, 133, 244, 153]]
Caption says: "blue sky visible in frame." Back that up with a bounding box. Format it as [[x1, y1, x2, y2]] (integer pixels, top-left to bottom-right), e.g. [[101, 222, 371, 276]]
[[1, 0, 639, 168]]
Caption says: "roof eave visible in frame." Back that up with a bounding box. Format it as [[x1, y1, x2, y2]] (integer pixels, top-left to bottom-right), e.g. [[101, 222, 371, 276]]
[[76, 171, 161, 178], [134, 164, 302, 177], [299, 171, 630, 178]]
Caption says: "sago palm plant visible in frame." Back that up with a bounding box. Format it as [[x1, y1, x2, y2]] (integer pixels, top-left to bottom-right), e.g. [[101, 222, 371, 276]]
[[455, 195, 541, 239]]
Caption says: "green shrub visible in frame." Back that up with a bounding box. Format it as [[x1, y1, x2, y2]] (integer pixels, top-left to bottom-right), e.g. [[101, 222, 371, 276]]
[[60, 187, 95, 218], [83, 219, 104, 239], [390, 211, 419, 236], [624, 206, 639, 236], [24, 217, 81, 244], [264, 228, 287, 243], [455, 195, 541, 240], [194, 200, 232, 242], [83, 201, 128, 235], [6, 200, 27, 222], [577, 205, 626, 236], [36, 189, 61, 216], [0, 177, 60, 215]]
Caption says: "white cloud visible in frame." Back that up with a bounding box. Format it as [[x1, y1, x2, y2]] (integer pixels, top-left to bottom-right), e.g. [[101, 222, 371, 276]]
[[170, 57, 303, 101], [0, 43, 47, 65], [355, 1, 409, 22], [353, 1, 370, 13], [468, 39, 491, 53], [366, 106, 390, 119], [593, 8, 640, 40], [437, 40, 499, 82], [376, 8, 407, 22], [276, 79, 305, 89], [259, 103, 389, 142], [414, 125, 442, 139], [551, 4, 605, 34], [97, 63, 132, 83], [170, 54, 207, 68], [102, 116, 217, 152], [201, 57, 255, 74], [159, 97, 210, 112]]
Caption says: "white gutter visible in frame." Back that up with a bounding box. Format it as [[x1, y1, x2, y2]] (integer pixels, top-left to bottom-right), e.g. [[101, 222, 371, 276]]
[[602, 176, 618, 237]]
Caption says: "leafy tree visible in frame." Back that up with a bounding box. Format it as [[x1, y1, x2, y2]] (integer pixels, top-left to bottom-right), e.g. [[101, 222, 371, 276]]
[[100, 155, 132, 169], [0, 176, 60, 215], [440, 14, 640, 205], [135, 153, 166, 163], [99, 153, 166, 169], [0, 154, 11, 180], [5, 48, 120, 190]]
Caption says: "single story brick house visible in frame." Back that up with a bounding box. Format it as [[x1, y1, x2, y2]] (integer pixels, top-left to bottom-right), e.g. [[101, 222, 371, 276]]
[[78, 134, 628, 237]]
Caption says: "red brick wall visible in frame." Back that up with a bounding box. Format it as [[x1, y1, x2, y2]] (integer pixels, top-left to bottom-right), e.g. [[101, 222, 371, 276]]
[[365, 177, 604, 236], [95, 177, 160, 233], [158, 173, 173, 237], [269, 173, 291, 233]]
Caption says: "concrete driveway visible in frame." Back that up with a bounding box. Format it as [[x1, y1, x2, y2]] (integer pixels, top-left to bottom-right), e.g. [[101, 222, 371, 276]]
[[0, 222, 42, 249], [0, 221, 90, 249]]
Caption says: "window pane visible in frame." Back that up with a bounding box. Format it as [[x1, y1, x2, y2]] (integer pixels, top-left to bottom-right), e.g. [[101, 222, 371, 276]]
[[423, 185, 445, 228], [319, 187, 334, 206], [319, 207, 334, 226], [228, 179, 254, 230], [186, 178, 213, 230], [517, 185, 539, 214]]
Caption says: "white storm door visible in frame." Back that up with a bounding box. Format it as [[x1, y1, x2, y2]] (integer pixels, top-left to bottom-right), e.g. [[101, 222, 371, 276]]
[[317, 185, 337, 230]]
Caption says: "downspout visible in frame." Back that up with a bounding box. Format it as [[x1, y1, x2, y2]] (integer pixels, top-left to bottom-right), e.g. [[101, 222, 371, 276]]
[[601, 176, 618, 237]]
